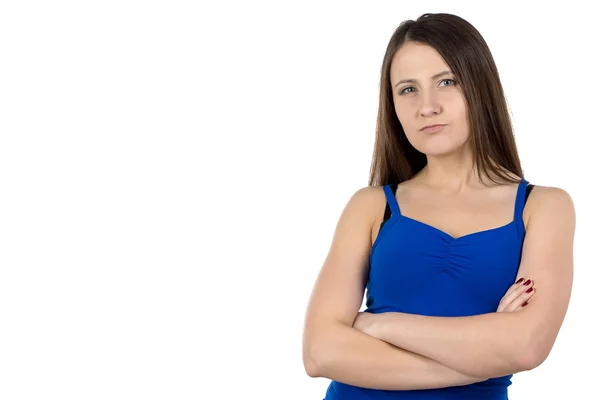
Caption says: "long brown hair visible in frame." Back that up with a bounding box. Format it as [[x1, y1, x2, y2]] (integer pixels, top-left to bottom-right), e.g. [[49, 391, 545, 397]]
[[368, 13, 523, 187]]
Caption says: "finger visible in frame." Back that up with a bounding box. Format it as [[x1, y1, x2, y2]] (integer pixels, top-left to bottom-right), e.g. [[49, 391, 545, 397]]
[[505, 287, 536, 312], [499, 283, 527, 308], [505, 278, 534, 297], [507, 277, 526, 294], [498, 284, 533, 312], [516, 298, 532, 311], [497, 280, 534, 312]]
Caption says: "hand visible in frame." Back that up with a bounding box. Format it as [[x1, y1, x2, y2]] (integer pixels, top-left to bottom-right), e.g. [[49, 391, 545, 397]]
[[352, 311, 380, 337], [497, 277, 536, 312]]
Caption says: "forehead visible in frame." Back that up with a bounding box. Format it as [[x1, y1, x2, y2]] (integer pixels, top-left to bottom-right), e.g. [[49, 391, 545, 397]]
[[390, 42, 450, 82]]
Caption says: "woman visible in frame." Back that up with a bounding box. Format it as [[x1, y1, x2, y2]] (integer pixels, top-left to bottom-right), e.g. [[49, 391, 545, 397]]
[[302, 12, 575, 400]]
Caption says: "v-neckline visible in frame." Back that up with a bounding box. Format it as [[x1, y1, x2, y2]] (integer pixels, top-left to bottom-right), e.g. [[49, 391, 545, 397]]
[[398, 213, 516, 241], [390, 178, 526, 241]]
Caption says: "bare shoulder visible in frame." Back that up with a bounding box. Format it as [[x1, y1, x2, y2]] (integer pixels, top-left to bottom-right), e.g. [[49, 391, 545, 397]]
[[349, 185, 390, 241], [527, 185, 574, 211], [343, 184, 387, 220], [351, 184, 386, 203], [525, 184, 576, 230]]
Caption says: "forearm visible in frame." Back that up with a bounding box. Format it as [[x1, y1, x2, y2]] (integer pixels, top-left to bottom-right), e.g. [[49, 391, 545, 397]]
[[311, 322, 488, 390], [374, 312, 530, 378]]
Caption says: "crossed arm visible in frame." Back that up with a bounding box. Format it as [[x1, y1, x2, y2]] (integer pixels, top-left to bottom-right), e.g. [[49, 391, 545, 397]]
[[353, 187, 575, 379], [304, 186, 575, 389]]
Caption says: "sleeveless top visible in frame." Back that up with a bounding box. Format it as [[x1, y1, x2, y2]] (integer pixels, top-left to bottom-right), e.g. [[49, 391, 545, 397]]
[[324, 178, 534, 400]]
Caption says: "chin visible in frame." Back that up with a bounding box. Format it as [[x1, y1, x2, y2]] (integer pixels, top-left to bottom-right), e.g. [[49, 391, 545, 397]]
[[413, 136, 469, 156], [414, 142, 460, 156]]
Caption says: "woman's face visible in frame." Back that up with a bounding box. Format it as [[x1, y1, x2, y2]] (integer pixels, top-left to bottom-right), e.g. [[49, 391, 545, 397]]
[[389, 42, 470, 156]]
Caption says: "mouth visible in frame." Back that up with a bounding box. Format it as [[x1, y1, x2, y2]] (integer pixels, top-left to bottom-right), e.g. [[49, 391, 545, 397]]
[[421, 124, 446, 134]]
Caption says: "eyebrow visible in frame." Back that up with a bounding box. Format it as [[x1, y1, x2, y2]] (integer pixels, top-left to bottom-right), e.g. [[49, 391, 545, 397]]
[[393, 70, 453, 89]]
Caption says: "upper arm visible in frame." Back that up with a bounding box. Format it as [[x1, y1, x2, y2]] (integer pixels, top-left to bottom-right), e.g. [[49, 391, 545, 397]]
[[514, 186, 576, 369], [302, 186, 383, 366]]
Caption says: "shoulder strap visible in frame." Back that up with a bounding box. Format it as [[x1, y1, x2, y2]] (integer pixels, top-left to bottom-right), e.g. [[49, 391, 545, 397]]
[[514, 178, 534, 236], [525, 183, 535, 204], [381, 184, 400, 228]]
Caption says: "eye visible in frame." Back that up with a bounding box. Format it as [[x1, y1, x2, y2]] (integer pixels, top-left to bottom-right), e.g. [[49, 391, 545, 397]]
[[440, 79, 456, 86], [398, 79, 457, 95]]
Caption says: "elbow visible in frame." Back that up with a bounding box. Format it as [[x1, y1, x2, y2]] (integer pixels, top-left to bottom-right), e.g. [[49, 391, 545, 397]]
[[304, 336, 337, 378], [303, 337, 326, 378], [304, 358, 321, 378], [303, 321, 344, 378], [515, 335, 552, 372], [526, 347, 552, 372], [514, 352, 537, 373], [303, 348, 321, 377], [516, 350, 545, 373]]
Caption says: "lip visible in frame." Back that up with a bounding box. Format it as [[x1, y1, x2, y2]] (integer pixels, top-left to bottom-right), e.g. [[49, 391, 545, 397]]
[[420, 124, 446, 133]]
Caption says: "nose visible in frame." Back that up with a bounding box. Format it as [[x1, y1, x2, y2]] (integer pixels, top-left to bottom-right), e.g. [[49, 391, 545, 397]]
[[419, 91, 441, 117]]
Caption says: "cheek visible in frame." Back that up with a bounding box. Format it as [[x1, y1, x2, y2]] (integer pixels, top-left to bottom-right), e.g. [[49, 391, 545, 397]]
[[453, 97, 469, 121], [393, 103, 415, 131], [453, 107, 470, 135]]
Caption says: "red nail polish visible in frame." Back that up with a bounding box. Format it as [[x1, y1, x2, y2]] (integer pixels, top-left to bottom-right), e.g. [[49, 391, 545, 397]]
[[522, 301, 529, 307], [526, 287, 533, 293], [515, 278, 524, 284], [524, 279, 531, 286]]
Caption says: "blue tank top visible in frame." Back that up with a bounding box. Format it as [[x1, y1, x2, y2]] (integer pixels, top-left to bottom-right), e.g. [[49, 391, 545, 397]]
[[324, 178, 532, 400]]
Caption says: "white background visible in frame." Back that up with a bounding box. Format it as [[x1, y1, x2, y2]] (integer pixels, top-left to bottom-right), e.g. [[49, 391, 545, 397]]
[[0, 1, 597, 399]]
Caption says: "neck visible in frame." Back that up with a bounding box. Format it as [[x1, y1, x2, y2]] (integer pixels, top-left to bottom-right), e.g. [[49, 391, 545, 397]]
[[416, 148, 484, 193]]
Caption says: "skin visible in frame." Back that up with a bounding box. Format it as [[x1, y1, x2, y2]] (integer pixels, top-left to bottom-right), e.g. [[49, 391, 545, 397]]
[[391, 41, 473, 179], [303, 41, 574, 387], [351, 41, 575, 378]]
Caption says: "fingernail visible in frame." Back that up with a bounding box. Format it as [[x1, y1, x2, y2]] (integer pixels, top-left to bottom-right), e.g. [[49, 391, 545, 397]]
[[515, 278, 524, 284], [522, 301, 529, 307], [526, 287, 534, 293], [523, 279, 532, 286]]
